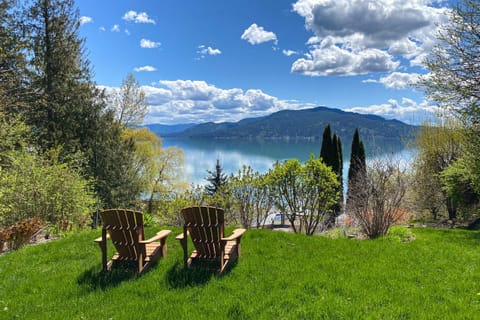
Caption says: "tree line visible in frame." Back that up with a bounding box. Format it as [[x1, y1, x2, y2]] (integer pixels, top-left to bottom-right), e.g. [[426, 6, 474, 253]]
[[0, 0, 183, 238]]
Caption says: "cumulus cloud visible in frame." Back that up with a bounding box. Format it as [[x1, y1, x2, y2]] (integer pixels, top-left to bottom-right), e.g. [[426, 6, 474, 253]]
[[345, 98, 441, 124], [291, 0, 450, 76], [292, 45, 399, 76], [122, 10, 156, 24], [134, 65, 157, 72], [140, 38, 161, 48], [196, 45, 222, 59], [111, 24, 120, 32], [137, 80, 307, 124], [241, 23, 278, 45], [363, 72, 421, 89], [79, 16, 93, 25]]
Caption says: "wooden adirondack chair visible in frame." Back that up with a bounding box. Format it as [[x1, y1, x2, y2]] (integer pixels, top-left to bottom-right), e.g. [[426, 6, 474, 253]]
[[94, 209, 171, 274], [176, 206, 246, 273]]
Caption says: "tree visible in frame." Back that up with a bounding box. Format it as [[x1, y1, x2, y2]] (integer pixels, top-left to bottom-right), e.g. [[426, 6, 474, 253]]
[[319, 124, 344, 225], [412, 121, 464, 221], [0, 0, 29, 115], [420, 0, 480, 196], [348, 157, 408, 239], [421, 0, 480, 124], [320, 124, 334, 166], [205, 159, 228, 196], [111, 73, 148, 128], [346, 128, 366, 214], [268, 156, 339, 235]]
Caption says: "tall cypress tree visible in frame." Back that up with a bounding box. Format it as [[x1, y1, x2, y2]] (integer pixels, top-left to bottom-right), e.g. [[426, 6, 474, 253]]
[[320, 125, 344, 224], [346, 128, 366, 212], [320, 124, 333, 165]]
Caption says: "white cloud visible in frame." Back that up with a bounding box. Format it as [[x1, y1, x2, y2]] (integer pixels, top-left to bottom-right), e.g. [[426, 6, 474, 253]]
[[196, 45, 222, 59], [291, 0, 450, 76], [140, 38, 161, 48], [99, 26, 106, 32], [125, 29, 130, 36], [122, 10, 156, 24], [241, 23, 278, 45], [292, 44, 399, 76], [363, 72, 421, 89], [134, 65, 157, 72], [111, 24, 120, 32], [345, 98, 441, 124], [79, 16, 93, 25], [282, 49, 299, 57], [136, 80, 308, 124]]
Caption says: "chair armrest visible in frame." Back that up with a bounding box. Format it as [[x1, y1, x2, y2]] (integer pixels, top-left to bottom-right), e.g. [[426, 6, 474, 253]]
[[140, 230, 171, 244], [94, 233, 110, 243], [175, 231, 190, 240], [222, 228, 246, 241]]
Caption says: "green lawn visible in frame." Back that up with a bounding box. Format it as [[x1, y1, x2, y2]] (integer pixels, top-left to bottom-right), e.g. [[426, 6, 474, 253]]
[[1, 227, 480, 319]]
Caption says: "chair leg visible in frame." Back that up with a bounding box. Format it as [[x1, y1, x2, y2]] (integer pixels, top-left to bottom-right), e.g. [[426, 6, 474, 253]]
[[101, 229, 108, 271]]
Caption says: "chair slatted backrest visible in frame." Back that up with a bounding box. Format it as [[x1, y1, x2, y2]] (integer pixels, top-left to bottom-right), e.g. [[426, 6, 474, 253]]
[[100, 209, 144, 260], [182, 206, 224, 259]]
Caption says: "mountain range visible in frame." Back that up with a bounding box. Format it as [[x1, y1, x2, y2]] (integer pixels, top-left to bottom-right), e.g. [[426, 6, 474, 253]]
[[145, 106, 417, 149]]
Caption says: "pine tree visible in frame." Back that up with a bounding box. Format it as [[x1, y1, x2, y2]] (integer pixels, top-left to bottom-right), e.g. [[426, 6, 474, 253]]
[[25, 0, 141, 207], [27, 0, 99, 153], [346, 128, 366, 213], [0, 0, 29, 115], [205, 159, 228, 195]]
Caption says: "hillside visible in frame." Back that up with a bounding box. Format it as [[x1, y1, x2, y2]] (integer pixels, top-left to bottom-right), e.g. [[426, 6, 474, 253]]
[[158, 106, 417, 147]]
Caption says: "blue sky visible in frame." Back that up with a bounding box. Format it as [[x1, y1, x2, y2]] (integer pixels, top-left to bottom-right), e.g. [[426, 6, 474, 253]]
[[77, 0, 454, 125]]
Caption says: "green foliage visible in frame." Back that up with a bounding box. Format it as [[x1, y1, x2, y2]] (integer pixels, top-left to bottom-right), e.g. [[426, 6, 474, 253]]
[[385, 226, 415, 242], [440, 159, 478, 219], [412, 121, 464, 221], [346, 128, 366, 213], [268, 155, 339, 235], [0, 148, 95, 232], [1, 228, 480, 319], [205, 159, 228, 196], [228, 166, 275, 229]]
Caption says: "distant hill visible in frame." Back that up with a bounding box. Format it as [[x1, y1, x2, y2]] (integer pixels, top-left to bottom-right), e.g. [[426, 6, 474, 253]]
[[163, 106, 417, 149], [142, 123, 196, 136]]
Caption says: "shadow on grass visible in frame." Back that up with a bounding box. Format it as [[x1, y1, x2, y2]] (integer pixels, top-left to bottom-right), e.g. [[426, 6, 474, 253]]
[[165, 260, 236, 289], [77, 262, 141, 291]]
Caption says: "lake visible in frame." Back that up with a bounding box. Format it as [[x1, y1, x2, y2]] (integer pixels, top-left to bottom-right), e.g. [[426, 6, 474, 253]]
[[163, 137, 415, 186]]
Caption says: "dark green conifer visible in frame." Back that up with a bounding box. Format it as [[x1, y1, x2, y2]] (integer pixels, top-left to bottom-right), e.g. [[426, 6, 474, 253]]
[[205, 159, 228, 195], [347, 128, 367, 212]]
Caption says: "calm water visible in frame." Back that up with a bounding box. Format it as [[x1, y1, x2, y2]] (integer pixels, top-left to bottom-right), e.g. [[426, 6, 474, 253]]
[[163, 137, 415, 186]]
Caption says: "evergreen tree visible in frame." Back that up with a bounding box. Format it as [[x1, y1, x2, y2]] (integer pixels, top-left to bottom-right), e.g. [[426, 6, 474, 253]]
[[27, 0, 93, 151], [319, 124, 344, 225], [346, 128, 366, 213], [320, 124, 335, 167], [25, 0, 141, 207], [205, 159, 228, 196], [0, 0, 29, 115]]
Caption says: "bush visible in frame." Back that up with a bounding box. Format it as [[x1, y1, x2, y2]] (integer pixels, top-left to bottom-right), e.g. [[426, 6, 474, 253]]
[[0, 217, 44, 251], [0, 149, 95, 233]]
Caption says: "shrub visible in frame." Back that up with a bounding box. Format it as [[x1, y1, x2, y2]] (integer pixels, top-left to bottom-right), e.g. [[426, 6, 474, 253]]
[[0, 149, 95, 233], [0, 217, 44, 251], [347, 158, 409, 239]]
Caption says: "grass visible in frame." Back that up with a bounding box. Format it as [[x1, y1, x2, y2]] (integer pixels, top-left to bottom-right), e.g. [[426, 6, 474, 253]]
[[1, 227, 480, 319]]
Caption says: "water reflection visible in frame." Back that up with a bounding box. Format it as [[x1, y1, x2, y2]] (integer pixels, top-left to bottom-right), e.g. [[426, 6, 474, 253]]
[[163, 137, 413, 186]]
